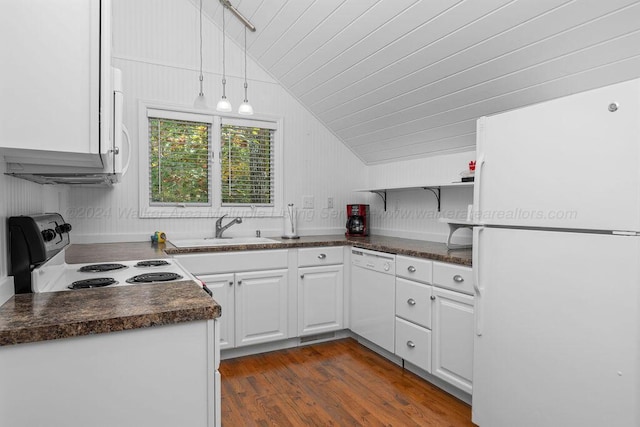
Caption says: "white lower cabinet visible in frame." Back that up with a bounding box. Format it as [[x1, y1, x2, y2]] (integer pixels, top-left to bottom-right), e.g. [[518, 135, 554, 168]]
[[298, 264, 344, 336], [199, 273, 235, 349], [178, 247, 473, 397], [175, 250, 289, 350], [431, 286, 474, 394], [0, 320, 219, 427], [395, 317, 432, 372], [394, 256, 475, 396], [198, 269, 288, 349], [235, 269, 288, 347]]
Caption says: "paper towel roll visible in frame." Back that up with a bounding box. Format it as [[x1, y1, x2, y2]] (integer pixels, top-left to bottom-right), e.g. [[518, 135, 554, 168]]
[[282, 204, 299, 238]]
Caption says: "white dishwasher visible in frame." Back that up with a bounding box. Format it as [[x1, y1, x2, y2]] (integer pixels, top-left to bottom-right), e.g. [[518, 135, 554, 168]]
[[350, 248, 396, 353]]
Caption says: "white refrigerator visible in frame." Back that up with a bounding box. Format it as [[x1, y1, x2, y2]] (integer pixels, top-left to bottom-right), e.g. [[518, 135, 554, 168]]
[[472, 78, 640, 427]]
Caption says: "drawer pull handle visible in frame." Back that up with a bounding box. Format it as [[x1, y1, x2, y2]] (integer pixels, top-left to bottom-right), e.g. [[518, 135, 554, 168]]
[[237, 280, 242, 285], [407, 341, 416, 348], [318, 253, 327, 259], [407, 298, 416, 306], [430, 295, 436, 301], [229, 281, 233, 286], [407, 266, 416, 273], [300, 274, 305, 279], [453, 274, 464, 283]]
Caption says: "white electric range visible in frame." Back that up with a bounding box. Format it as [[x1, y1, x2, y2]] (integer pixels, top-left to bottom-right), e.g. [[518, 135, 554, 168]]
[[32, 250, 196, 293], [9, 213, 198, 294]]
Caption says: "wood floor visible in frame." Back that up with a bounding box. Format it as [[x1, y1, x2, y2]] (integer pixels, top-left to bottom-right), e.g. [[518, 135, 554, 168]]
[[220, 338, 474, 426]]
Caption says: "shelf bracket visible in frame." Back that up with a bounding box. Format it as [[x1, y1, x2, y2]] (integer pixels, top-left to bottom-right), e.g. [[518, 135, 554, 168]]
[[423, 187, 442, 212], [445, 222, 473, 250], [371, 190, 387, 211]]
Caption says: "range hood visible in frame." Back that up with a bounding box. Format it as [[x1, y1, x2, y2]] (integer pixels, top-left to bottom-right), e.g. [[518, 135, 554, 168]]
[[4, 150, 126, 186]]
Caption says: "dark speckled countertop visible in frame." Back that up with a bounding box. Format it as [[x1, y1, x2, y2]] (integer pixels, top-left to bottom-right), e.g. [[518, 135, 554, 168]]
[[0, 282, 219, 346], [164, 234, 472, 266], [0, 234, 468, 347], [0, 242, 220, 347]]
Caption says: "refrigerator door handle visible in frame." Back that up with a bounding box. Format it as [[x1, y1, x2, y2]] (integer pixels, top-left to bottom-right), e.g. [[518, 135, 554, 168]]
[[473, 155, 486, 224], [473, 226, 484, 336]]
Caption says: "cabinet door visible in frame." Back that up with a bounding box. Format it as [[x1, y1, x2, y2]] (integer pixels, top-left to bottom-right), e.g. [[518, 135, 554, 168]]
[[431, 287, 474, 394], [298, 265, 343, 336], [198, 273, 235, 349], [0, 0, 102, 155], [235, 269, 288, 347]]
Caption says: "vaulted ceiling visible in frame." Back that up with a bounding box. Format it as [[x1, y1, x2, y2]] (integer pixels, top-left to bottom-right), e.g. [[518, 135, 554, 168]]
[[200, 0, 640, 164]]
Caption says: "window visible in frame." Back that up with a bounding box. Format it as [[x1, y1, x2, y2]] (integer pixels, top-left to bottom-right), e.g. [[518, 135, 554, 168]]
[[139, 104, 282, 218], [220, 118, 276, 206], [149, 116, 211, 206]]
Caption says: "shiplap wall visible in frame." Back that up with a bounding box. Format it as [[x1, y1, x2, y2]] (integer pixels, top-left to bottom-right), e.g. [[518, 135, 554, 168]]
[[0, 0, 477, 252], [66, 0, 367, 242], [365, 151, 475, 243]]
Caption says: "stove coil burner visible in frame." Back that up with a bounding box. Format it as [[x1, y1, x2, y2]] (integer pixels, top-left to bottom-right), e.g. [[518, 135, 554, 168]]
[[78, 263, 128, 273], [126, 272, 183, 284], [135, 260, 170, 268], [68, 278, 118, 289]]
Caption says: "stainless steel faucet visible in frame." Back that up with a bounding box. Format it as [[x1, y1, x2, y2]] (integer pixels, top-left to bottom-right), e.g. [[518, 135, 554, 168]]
[[215, 215, 243, 238]]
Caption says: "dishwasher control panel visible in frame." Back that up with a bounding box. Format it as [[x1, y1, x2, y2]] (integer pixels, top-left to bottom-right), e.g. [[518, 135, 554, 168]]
[[351, 248, 396, 275]]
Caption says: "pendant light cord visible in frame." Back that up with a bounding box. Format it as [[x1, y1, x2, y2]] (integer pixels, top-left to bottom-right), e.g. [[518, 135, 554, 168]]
[[198, 0, 204, 96], [243, 26, 248, 101], [221, 6, 227, 97]]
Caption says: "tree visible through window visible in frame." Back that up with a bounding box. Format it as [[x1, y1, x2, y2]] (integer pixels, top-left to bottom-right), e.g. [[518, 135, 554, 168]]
[[148, 117, 210, 205], [142, 105, 281, 217], [221, 123, 274, 206]]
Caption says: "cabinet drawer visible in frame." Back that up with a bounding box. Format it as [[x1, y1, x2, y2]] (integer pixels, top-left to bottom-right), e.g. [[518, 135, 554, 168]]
[[298, 246, 343, 267], [395, 317, 431, 373], [174, 250, 288, 275], [396, 255, 432, 283], [395, 278, 432, 329], [432, 262, 474, 295]]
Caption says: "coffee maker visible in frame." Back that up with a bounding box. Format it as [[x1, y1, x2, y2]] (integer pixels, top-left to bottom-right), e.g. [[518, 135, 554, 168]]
[[346, 204, 369, 236]]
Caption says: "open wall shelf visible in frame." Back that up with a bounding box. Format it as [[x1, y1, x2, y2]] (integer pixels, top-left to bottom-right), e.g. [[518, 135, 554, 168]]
[[355, 182, 473, 212]]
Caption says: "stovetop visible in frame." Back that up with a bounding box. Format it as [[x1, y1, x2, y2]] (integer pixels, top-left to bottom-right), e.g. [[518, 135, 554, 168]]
[[9, 212, 198, 294], [32, 250, 195, 293]]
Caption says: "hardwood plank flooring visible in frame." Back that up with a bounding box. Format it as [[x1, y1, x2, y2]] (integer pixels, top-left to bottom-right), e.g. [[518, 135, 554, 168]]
[[220, 338, 474, 426]]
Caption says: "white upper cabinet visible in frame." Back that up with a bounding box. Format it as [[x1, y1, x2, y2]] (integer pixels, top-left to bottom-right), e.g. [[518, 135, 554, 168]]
[[0, 0, 111, 166]]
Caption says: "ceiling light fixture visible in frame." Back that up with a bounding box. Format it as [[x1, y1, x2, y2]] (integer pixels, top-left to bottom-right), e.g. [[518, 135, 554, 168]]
[[194, 0, 208, 109], [238, 26, 253, 116], [215, 3, 232, 112]]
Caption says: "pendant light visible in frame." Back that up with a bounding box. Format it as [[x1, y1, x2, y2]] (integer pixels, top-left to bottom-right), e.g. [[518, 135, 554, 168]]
[[193, 0, 208, 109], [238, 26, 254, 115], [216, 3, 232, 112]]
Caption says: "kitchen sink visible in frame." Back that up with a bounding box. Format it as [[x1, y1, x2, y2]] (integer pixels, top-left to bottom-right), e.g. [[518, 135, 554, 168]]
[[169, 237, 280, 248]]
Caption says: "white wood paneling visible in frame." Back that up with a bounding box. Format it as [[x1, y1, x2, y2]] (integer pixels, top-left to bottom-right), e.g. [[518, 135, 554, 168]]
[[198, 0, 640, 163], [365, 152, 475, 243], [279, 0, 419, 87], [66, 0, 366, 242]]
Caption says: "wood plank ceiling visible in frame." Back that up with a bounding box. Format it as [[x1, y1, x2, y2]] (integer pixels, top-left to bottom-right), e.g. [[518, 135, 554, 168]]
[[202, 0, 640, 164]]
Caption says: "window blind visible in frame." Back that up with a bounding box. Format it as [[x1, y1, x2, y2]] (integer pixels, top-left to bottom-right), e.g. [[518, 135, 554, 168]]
[[221, 123, 275, 206], [148, 117, 211, 206]]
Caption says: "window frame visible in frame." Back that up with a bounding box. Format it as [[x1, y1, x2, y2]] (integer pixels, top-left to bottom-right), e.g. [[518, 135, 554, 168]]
[[138, 102, 283, 219]]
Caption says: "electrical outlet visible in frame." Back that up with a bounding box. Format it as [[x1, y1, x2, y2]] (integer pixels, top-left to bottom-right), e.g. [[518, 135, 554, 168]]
[[303, 195, 314, 209], [327, 197, 334, 209]]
